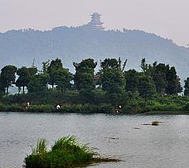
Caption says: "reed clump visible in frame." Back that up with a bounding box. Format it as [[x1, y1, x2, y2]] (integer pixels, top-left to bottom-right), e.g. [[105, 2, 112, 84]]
[[152, 121, 159, 126], [24, 136, 119, 168]]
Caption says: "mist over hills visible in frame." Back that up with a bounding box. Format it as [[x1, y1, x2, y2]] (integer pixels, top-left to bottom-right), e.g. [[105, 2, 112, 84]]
[[0, 26, 189, 82]]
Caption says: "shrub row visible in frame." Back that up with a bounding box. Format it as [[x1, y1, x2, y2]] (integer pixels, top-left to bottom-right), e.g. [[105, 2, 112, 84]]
[[0, 103, 114, 114], [0, 104, 24, 112], [58, 103, 113, 114]]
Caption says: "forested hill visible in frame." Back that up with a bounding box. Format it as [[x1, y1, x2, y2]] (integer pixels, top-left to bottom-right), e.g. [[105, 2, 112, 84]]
[[0, 26, 189, 80]]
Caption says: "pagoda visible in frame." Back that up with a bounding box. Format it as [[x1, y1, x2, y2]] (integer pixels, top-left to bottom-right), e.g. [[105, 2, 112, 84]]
[[87, 13, 104, 31]]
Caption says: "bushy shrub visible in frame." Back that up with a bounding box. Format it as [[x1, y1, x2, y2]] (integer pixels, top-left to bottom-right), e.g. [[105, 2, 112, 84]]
[[7, 104, 24, 112], [27, 104, 55, 113], [0, 104, 8, 111], [60, 104, 74, 113], [59, 103, 113, 114], [0, 103, 24, 112], [122, 98, 144, 114], [182, 103, 189, 111]]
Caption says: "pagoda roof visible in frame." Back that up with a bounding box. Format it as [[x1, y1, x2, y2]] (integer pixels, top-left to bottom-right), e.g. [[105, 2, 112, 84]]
[[91, 13, 101, 16]]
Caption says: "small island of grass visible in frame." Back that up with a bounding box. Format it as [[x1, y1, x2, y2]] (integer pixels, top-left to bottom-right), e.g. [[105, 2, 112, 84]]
[[24, 136, 120, 168]]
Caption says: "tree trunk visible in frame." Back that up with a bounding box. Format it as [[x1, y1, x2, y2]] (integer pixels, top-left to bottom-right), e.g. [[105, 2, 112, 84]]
[[23, 86, 25, 94], [6, 87, 8, 95], [144, 95, 147, 108], [52, 84, 54, 92]]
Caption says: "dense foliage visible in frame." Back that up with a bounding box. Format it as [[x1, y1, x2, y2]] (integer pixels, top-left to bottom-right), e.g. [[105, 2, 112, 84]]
[[0, 57, 188, 113]]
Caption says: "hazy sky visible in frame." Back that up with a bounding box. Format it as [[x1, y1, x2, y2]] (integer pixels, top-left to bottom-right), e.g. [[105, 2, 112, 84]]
[[0, 0, 189, 46]]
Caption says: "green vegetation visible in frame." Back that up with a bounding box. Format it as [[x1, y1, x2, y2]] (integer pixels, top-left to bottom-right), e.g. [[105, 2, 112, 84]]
[[74, 58, 97, 102], [0, 65, 17, 95], [16, 66, 37, 94], [152, 121, 159, 126], [25, 136, 119, 168], [0, 57, 189, 114], [100, 58, 126, 106]]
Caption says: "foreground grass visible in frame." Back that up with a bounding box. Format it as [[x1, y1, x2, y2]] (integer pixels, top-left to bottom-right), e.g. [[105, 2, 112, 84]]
[[24, 136, 120, 168]]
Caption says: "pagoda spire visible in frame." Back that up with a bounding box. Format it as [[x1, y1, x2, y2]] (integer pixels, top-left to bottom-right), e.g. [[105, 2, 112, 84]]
[[87, 13, 104, 30]]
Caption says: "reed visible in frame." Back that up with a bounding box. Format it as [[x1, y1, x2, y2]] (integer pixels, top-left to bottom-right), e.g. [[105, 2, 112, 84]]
[[24, 136, 119, 168]]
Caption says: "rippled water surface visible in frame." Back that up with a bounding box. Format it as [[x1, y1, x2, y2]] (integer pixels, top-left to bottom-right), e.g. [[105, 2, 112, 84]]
[[1, 112, 189, 168]]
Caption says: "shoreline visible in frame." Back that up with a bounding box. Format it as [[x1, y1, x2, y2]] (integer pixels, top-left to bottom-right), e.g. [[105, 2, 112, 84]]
[[1, 108, 189, 115]]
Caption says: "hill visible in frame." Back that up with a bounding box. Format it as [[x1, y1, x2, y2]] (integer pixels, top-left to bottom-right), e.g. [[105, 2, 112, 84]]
[[0, 26, 189, 81]]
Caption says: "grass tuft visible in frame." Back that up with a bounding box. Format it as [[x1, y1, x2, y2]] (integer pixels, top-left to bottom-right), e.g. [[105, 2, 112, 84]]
[[152, 121, 159, 126], [24, 136, 119, 168]]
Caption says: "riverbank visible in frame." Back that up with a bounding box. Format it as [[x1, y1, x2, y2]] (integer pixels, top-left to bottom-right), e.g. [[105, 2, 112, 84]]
[[0, 103, 189, 115], [1, 93, 189, 114], [0, 103, 114, 113]]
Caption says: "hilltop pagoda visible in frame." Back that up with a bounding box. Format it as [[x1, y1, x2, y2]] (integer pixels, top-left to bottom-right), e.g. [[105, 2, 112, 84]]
[[87, 13, 104, 31]]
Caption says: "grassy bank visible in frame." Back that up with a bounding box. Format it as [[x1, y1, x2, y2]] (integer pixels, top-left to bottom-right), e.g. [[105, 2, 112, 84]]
[[0, 103, 114, 114], [1, 102, 189, 114], [24, 136, 119, 168], [122, 95, 189, 114], [1, 94, 189, 114]]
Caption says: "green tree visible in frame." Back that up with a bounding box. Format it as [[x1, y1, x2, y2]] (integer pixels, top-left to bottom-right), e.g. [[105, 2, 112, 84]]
[[184, 77, 189, 96], [1, 65, 17, 95], [166, 66, 182, 95], [151, 63, 168, 94], [141, 58, 148, 75], [56, 68, 73, 92], [16, 67, 37, 94], [28, 67, 37, 76], [101, 58, 119, 71], [16, 67, 29, 94], [138, 75, 156, 107], [0, 76, 4, 97], [28, 73, 49, 93], [138, 58, 156, 106], [42, 60, 50, 74], [47, 58, 63, 90], [74, 58, 97, 102], [100, 58, 126, 105], [124, 69, 141, 92]]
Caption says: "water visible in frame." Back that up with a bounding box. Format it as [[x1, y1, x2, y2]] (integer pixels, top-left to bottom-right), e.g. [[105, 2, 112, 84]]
[[0, 112, 189, 168]]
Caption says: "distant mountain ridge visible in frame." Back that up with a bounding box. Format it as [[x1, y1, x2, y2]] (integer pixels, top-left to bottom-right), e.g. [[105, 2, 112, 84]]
[[0, 26, 189, 82]]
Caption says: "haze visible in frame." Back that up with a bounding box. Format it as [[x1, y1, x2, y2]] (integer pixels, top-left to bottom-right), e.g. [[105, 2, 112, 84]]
[[0, 0, 189, 46]]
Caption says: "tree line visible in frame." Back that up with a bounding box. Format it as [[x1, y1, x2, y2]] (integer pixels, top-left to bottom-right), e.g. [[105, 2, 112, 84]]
[[0, 57, 189, 106]]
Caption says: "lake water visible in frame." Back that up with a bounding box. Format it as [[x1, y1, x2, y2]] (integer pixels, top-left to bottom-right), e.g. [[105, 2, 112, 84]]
[[1, 112, 189, 168]]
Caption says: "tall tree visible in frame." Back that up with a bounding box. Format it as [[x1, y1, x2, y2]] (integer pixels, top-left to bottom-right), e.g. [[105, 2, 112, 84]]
[[166, 66, 182, 95], [1, 65, 17, 94], [141, 58, 148, 75], [138, 75, 156, 107], [47, 58, 63, 90], [28, 73, 49, 93], [28, 67, 37, 76], [56, 68, 73, 92], [151, 63, 168, 94], [16, 67, 37, 94], [100, 58, 126, 105], [74, 58, 97, 102], [184, 77, 189, 96], [74, 58, 97, 91], [42, 60, 50, 74], [0, 76, 4, 97], [124, 69, 141, 92], [101, 58, 119, 71]]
